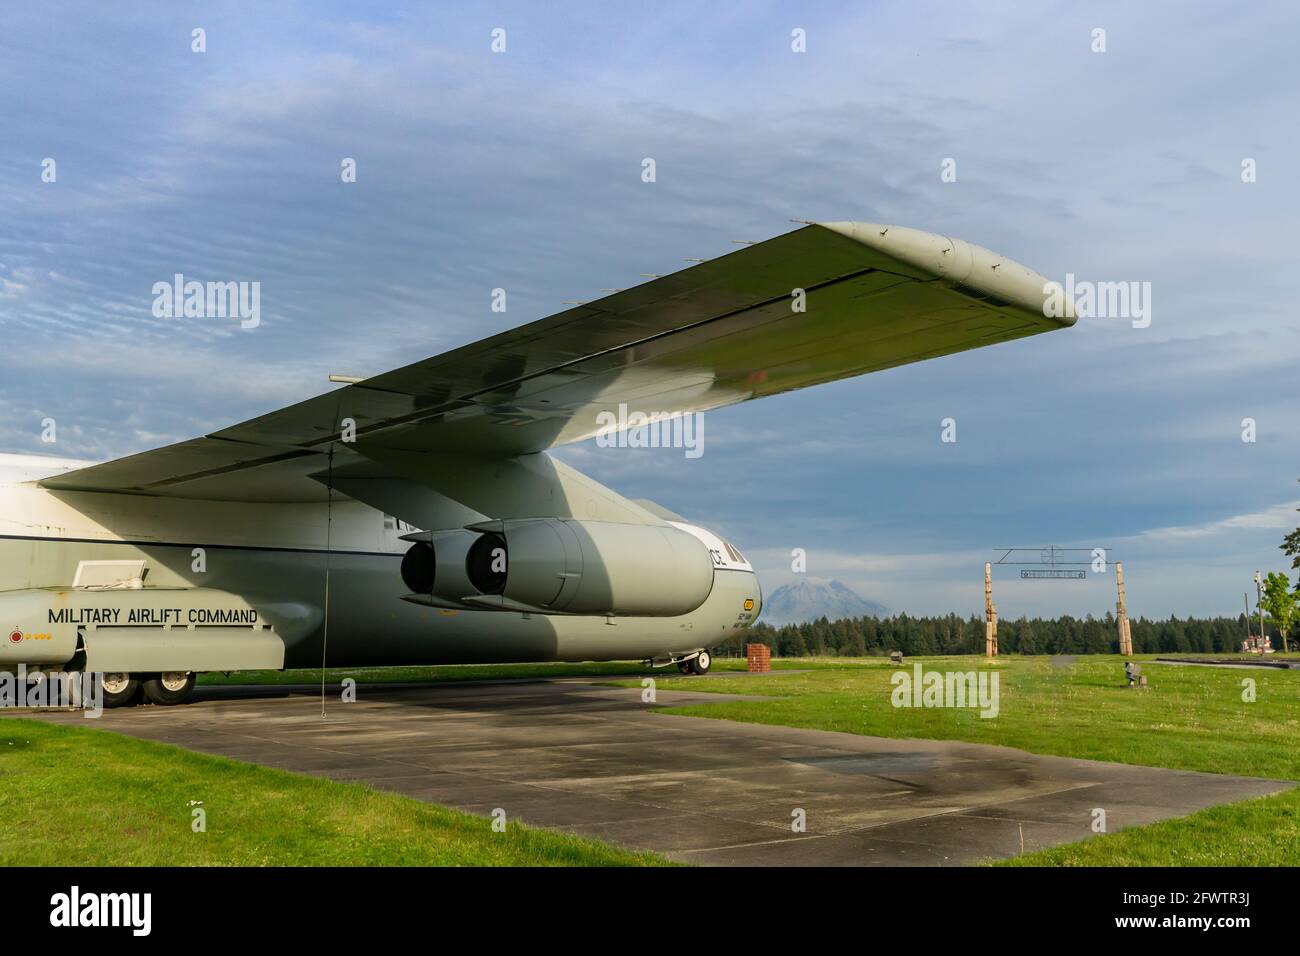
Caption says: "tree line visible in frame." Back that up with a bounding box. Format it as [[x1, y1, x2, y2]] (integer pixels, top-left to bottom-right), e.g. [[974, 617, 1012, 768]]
[[719, 490, 1300, 659], [722, 613, 1267, 658]]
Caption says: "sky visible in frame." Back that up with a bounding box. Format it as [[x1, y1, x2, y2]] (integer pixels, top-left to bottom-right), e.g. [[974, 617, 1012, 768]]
[[1, 2, 1297, 619]]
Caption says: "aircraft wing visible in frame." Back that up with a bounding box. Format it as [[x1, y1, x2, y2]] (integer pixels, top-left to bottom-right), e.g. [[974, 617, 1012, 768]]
[[40, 221, 1074, 502]]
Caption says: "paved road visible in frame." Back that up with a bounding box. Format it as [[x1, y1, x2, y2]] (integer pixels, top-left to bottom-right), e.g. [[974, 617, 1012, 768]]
[[22, 678, 1293, 865]]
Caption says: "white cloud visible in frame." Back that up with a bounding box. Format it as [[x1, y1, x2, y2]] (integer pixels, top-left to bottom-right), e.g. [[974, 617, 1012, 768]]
[[1130, 501, 1300, 542]]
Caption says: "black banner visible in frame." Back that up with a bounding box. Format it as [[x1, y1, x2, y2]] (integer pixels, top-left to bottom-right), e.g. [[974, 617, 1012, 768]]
[[4, 866, 1286, 940]]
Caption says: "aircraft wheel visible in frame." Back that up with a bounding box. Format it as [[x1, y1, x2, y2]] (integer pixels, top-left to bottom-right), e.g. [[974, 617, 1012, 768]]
[[142, 672, 196, 706], [677, 660, 693, 674], [102, 672, 141, 708], [689, 650, 712, 675]]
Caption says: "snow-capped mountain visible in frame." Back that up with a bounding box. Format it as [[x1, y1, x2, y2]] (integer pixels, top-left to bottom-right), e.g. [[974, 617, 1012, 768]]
[[759, 577, 888, 626]]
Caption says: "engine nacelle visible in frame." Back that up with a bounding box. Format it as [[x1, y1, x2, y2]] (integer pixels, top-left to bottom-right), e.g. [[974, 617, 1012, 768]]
[[464, 519, 714, 617], [399, 530, 482, 610]]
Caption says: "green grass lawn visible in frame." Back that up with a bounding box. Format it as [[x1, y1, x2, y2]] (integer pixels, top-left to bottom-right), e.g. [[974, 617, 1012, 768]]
[[0, 718, 668, 867], [637, 655, 1300, 779], [617, 654, 1300, 865], [10, 654, 1296, 866], [999, 789, 1300, 866]]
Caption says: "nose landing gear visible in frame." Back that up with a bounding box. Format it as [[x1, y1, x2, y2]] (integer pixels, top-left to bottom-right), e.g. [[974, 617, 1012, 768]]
[[676, 649, 712, 675]]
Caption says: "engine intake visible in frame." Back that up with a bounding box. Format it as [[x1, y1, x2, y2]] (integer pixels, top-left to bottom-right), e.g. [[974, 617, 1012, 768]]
[[465, 532, 507, 595], [400, 542, 436, 594]]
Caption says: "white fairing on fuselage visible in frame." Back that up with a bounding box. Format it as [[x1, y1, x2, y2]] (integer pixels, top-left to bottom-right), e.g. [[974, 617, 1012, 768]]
[[0, 454, 762, 673], [0, 452, 99, 484]]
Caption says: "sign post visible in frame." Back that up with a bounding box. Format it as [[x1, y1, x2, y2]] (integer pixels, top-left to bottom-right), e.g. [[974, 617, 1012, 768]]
[[984, 562, 998, 658], [1116, 563, 1132, 656]]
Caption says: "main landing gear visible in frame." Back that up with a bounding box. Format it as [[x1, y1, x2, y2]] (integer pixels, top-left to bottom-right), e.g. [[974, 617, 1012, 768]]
[[101, 671, 197, 708]]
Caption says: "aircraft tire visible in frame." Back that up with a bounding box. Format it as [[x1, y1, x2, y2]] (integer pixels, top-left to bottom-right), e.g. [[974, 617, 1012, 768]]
[[142, 672, 197, 706], [689, 650, 712, 675], [102, 672, 142, 708]]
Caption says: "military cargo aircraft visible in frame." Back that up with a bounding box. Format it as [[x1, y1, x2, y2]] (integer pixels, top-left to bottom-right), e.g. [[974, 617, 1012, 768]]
[[0, 222, 1074, 706]]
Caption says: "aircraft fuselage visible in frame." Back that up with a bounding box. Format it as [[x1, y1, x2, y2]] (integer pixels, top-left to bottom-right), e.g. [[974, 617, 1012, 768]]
[[0, 465, 761, 677]]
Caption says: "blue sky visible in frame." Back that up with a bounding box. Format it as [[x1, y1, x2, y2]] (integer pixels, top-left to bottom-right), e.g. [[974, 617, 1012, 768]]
[[1, 2, 1297, 617]]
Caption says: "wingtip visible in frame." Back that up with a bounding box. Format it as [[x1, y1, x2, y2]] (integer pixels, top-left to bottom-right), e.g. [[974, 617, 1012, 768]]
[[813, 220, 1075, 325]]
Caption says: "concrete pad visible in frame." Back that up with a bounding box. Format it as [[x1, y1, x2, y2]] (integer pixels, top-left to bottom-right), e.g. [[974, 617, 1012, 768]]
[[12, 678, 1292, 866]]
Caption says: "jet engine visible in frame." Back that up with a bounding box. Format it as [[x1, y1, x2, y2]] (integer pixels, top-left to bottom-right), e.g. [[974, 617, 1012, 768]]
[[463, 518, 715, 617]]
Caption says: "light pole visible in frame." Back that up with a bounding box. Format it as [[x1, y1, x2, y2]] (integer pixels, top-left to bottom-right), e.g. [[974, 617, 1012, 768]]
[[1255, 571, 1266, 652]]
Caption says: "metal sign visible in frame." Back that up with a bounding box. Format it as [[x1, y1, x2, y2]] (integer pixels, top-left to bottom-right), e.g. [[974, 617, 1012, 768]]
[[993, 547, 1112, 580]]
